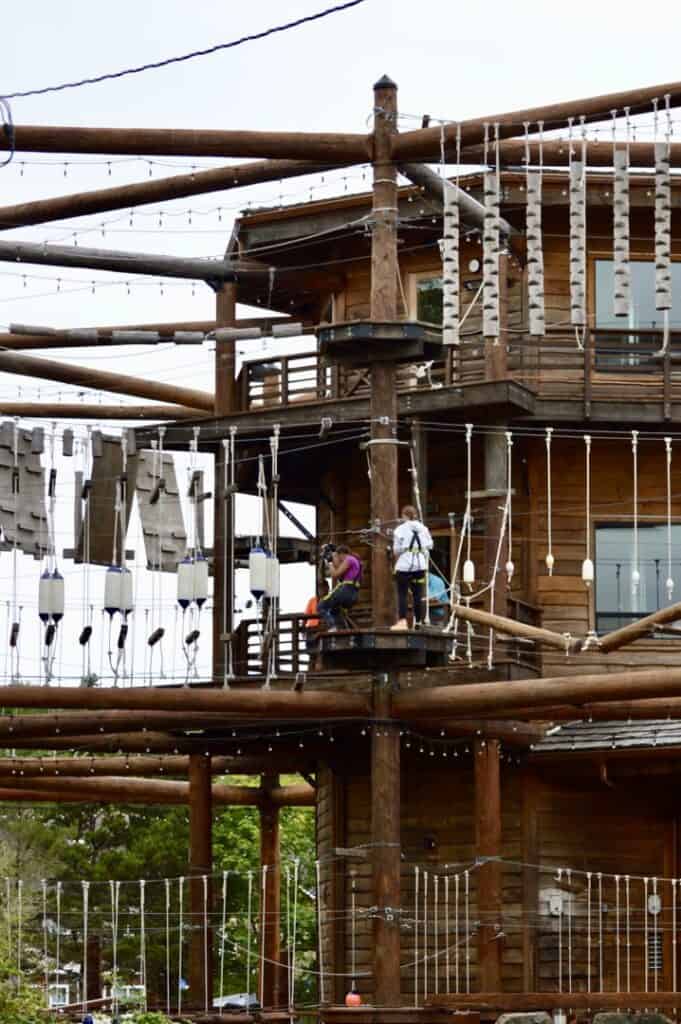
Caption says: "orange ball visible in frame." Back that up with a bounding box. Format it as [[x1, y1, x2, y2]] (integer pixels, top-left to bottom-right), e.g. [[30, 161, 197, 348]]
[[345, 990, 362, 1007]]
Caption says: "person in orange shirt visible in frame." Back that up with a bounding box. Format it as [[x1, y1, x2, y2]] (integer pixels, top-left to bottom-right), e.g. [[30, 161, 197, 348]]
[[303, 594, 319, 653]]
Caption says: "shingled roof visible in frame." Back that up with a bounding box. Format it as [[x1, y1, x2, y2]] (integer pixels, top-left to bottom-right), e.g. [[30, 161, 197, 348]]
[[533, 718, 681, 753]]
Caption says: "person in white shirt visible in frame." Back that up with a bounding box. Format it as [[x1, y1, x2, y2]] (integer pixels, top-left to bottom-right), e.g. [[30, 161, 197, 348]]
[[390, 505, 433, 630]]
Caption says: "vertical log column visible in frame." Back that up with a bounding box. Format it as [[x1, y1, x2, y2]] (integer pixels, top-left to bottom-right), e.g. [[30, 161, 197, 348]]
[[369, 75, 399, 628], [189, 753, 213, 1009], [259, 773, 282, 1009], [474, 738, 502, 991], [213, 282, 237, 680], [371, 680, 401, 1005], [85, 934, 101, 1009], [485, 254, 509, 381]]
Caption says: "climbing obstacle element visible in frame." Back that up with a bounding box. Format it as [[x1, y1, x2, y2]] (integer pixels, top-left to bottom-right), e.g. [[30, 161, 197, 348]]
[[441, 180, 460, 345]]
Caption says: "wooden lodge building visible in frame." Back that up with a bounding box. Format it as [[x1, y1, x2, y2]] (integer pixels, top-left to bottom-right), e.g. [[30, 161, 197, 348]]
[[173, 139, 681, 1013]]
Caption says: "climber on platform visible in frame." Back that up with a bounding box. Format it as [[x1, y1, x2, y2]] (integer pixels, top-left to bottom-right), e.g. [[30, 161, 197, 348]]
[[318, 544, 363, 631], [391, 505, 433, 630]]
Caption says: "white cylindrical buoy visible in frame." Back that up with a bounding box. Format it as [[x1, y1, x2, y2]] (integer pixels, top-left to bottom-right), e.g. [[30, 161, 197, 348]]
[[249, 547, 268, 600], [667, 577, 675, 601], [505, 559, 515, 584], [462, 559, 475, 585], [266, 554, 280, 598], [177, 557, 194, 609], [105, 566, 134, 616], [39, 569, 65, 623], [545, 552, 555, 574], [193, 555, 209, 607], [582, 558, 594, 585], [631, 568, 641, 592]]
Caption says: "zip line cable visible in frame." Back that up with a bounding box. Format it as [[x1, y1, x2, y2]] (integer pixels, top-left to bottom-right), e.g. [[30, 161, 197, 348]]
[[1, 1, 370, 100]]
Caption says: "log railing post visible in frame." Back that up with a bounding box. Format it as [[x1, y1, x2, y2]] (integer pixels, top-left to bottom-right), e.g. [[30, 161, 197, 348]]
[[371, 678, 401, 1005], [189, 753, 213, 1010], [474, 738, 503, 991]]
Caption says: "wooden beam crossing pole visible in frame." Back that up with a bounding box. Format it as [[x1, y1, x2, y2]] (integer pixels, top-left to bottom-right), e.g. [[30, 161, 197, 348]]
[[392, 78, 681, 160], [0, 348, 213, 410], [189, 754, 213, 1011], [598, 600, 681, 653], [0, 683, 371, 716], [394, 666, 681, 719], [369, 75, 399, 628], [3, 125, 371, 162], [451, 602, 582, 653], [260, 774, 282, 1010], [0, 159, 343, 231], [474, 738, 503, 991], [0, 402, 199, 420]]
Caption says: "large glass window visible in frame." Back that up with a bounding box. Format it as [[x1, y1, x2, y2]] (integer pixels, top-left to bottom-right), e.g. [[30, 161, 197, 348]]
[[596, 260, 681, 330], [413, 274, 443, 325], [595, 523, 681, 632], [595, 260, 681, 371]]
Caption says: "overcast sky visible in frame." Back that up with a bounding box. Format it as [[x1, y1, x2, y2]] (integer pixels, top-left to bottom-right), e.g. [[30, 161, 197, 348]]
[[2, 0, 681, 684]]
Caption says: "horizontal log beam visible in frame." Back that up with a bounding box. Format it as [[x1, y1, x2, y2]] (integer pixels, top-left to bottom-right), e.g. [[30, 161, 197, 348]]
[[0, 158, 342, 231], [598, 600, 681, 652], [0, 402, 199, 420], [0, 775, 315, 806], [0, 709, 272, 740], [0, 684, 371, 716], [491, 697, 681, 722], [409, 717, 547, 747], [452, 603, 581, 653], [464, 138, 681, 168], [0, 316, 298, 350], [427, 993, 681, 1011], [0, 348, 213, 410], [393, 78, 681, 160], [4, 125, 371, 162], [0, 753, 316, 776], [0, 237, 240, 282], [394, 666, 681, 719]]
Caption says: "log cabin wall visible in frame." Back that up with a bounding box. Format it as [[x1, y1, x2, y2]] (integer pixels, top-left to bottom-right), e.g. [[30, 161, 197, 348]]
[[316, 759, 677, 1000]]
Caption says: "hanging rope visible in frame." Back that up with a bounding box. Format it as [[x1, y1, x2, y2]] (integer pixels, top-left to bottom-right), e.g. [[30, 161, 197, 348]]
[[632, 430, 640, 600], [582, 435, 593, 586], [291, 858, 299, 1013], [178, 875, 185, 1016], [42, 880, 48, 1001], [545, 427, 554, 573], [315, 860, 325, 1004], [505, 431, 514, 584], [110, 879, 120, 1018], [203, 874, 209, 1013], [81, 881, 89, 1013], [220, 871, 228, 1014], [165, 877, 172, 1017], [55, 881, 62, 1010], [665, 437, 674, 600], [140, 879, 147, 1012], [413, 867, 419, 1007], [246, 870, 253, 997]]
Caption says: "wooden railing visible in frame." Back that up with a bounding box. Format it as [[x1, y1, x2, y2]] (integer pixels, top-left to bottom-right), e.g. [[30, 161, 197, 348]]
[[236, 329, 680, 413]]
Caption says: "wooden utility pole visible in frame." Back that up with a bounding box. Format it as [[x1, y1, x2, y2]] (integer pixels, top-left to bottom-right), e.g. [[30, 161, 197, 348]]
[[188, 754, 213, 1010], [474, 738, 503, 991], [259, 774, 282, 1009], [369, 74, 399, 628], [213, 281, 237, 682], [371, 680, 401, 1006]]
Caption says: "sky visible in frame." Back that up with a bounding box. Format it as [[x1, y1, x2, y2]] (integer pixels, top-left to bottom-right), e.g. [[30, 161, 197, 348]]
[[2, 0, 681, 684]]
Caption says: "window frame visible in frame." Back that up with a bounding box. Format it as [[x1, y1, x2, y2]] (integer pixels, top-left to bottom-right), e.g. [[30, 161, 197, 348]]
[[408, 270, 443, 325], [593, 518, 681, 634]]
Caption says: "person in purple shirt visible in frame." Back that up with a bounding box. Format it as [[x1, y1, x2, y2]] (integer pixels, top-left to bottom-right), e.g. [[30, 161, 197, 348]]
[[318, 544, 362, 631]]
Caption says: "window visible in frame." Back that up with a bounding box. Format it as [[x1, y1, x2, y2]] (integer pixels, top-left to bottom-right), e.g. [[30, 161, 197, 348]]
[[596, 260, 681, 330], [411, 274, 443, 325], [595, 523, 681, 632], [595, 260, 681, 371]]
